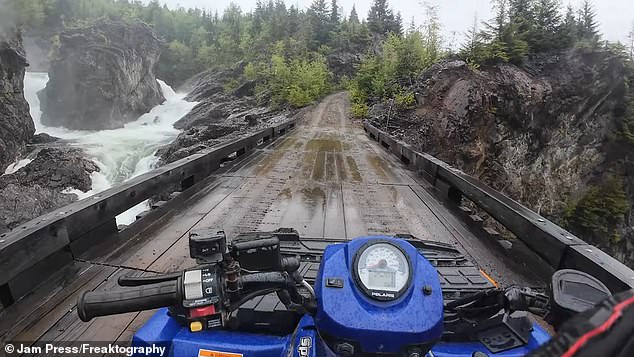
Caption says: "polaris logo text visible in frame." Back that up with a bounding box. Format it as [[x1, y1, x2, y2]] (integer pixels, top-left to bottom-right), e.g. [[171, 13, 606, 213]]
[[371, 291, 395, 298]]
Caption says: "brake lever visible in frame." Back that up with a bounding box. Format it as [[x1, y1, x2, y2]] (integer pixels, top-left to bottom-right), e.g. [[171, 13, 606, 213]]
[[504, 286, 549, 317], [118, 272, 182, 286]]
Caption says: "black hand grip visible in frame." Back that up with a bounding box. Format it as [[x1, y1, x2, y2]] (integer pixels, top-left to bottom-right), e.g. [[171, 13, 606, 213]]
[[241, 272, 294, 290], [77, 279, 181, 322], [118, 272, 181, 286]]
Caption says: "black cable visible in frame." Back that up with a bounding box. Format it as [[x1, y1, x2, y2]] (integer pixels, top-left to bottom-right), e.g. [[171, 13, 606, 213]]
[[228, 288, 280, 312]]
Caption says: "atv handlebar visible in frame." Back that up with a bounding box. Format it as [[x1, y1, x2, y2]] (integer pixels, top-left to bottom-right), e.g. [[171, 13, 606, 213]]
[[77, 279, 182, 322], [76, 270, 305, 322]]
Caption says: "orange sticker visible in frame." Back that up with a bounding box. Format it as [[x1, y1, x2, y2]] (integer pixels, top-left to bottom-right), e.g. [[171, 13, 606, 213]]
[[198, 350, 243, 357]]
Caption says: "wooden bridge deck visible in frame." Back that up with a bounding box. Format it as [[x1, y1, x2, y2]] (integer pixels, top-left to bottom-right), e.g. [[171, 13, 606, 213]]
[[0, 93, 542, 349]]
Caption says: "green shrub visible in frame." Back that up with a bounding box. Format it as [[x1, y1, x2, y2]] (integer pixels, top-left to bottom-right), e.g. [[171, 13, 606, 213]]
[[288, 85, 314, 107], [563, 177, 630, 243], [351, 103, 369, 118], [394, 90, 416, 110], [466, 58, 481, 71], [223, 78, 240, 94], [253, 53, 332, 108]]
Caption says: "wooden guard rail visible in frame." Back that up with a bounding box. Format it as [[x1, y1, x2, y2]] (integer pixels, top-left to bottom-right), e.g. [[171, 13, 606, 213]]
[[364, 120, 634, 293], [0, 119, 297, 307]]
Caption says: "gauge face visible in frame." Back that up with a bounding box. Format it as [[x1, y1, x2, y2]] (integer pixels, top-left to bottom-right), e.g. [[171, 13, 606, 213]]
[[354, 242, 411, 300]]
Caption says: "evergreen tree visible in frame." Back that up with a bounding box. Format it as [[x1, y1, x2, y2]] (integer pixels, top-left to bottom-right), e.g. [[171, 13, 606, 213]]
[[461, 14, 486, 63], [368, 0, 395, 36], [287, 5, 300, 35], [307, 0, 331, 48], [627, 20, 634, 61], [482, 0, 528, 63], [577, 0, 600, 47], [485, 0, 509, 42], [531, 0, 562, 52], [509, 0, 534, 39], [391, 12, 403, 36], [330, 0, 340, 28], [509, 0, 534, 23], [421, 2, 441, 62], [349, 5, 359, 25], [407, 17, 417, 35], [558, 4, 578, 49]]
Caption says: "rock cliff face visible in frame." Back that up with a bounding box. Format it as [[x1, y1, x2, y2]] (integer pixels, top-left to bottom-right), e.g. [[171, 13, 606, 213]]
[[158, 65, 290, 164], [0, 29, 35, 172], [39, 19, 165, 130], [371, 51, 633, 266]]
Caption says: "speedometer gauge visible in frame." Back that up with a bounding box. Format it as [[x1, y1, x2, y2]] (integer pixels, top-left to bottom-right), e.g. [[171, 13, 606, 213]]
[[353, 241, 412, 301]]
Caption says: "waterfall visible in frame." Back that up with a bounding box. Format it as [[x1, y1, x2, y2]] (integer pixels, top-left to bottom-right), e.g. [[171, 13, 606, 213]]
[[22, 72, 198, 224]]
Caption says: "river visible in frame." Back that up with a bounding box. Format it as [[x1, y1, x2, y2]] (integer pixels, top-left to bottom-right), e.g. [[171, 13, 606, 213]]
[[19, 72, 198, 224]]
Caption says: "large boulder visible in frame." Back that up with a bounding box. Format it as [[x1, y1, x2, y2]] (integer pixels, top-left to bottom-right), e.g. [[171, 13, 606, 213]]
[[0, 147, 99, 233], [39, 18, 165, 130], [0, 29, 35, 172], [327, 51, 362, 79]]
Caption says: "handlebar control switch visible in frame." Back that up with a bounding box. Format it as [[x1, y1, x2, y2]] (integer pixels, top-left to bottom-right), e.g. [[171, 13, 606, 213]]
[[182, 266, 224, 332], [184, 270, 203, 300], [190, 229, 227, 263]]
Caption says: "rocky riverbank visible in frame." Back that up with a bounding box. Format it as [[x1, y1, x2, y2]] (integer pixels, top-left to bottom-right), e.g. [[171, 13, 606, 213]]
[[368, 51, 634, 267], [0, 146, 99, 234], [158, 63, 292, 164]]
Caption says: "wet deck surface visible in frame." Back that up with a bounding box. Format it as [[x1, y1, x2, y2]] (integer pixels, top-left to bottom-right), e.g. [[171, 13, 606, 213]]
[[0, 92, 542, 348]]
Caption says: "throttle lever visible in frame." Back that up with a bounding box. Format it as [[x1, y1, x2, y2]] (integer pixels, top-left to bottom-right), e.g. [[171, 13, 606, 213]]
[[118, 272, 182, 286]]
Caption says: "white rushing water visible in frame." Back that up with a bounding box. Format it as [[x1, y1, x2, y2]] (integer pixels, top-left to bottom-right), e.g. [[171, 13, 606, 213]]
[[22, 72, 198, 224]]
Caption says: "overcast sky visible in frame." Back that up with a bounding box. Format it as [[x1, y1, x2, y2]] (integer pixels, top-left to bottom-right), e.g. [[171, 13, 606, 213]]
[[150, 0, 634, 48]]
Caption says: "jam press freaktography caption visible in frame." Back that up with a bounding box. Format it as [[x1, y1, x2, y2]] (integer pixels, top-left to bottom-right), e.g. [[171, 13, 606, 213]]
[[3, 343, 167, 356]]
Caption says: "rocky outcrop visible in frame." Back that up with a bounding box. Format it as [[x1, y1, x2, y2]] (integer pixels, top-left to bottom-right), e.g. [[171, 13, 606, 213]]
[[371, 51, 633, 266], [0, 147, 99, 233], [39, 18, 165, 130], [327, 51, 362, 79], [159, 65, 290, 164], [0, 29, 35, 172]]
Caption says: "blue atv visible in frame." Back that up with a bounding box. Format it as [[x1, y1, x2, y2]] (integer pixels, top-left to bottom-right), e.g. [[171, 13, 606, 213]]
[[77, 229, 610, 357]]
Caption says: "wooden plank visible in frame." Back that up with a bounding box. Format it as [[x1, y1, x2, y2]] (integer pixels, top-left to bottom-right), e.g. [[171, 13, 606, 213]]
[[112, 310, 157, 348], [146, 179, 263, 273], [0, 261, 93, 339], [35, 269, 148, 343], [407, 184, 541, 288], [112, 177, 241, 270], [341, 183, 368, 239], [323, 183, 346, 239], [390, 185, 458, 245], [9, 265, 117, 343]]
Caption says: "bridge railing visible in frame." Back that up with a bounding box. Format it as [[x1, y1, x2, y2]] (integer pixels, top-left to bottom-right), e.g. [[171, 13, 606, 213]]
[[364, 120, 634, 293], [0, 119, 297, 307]]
